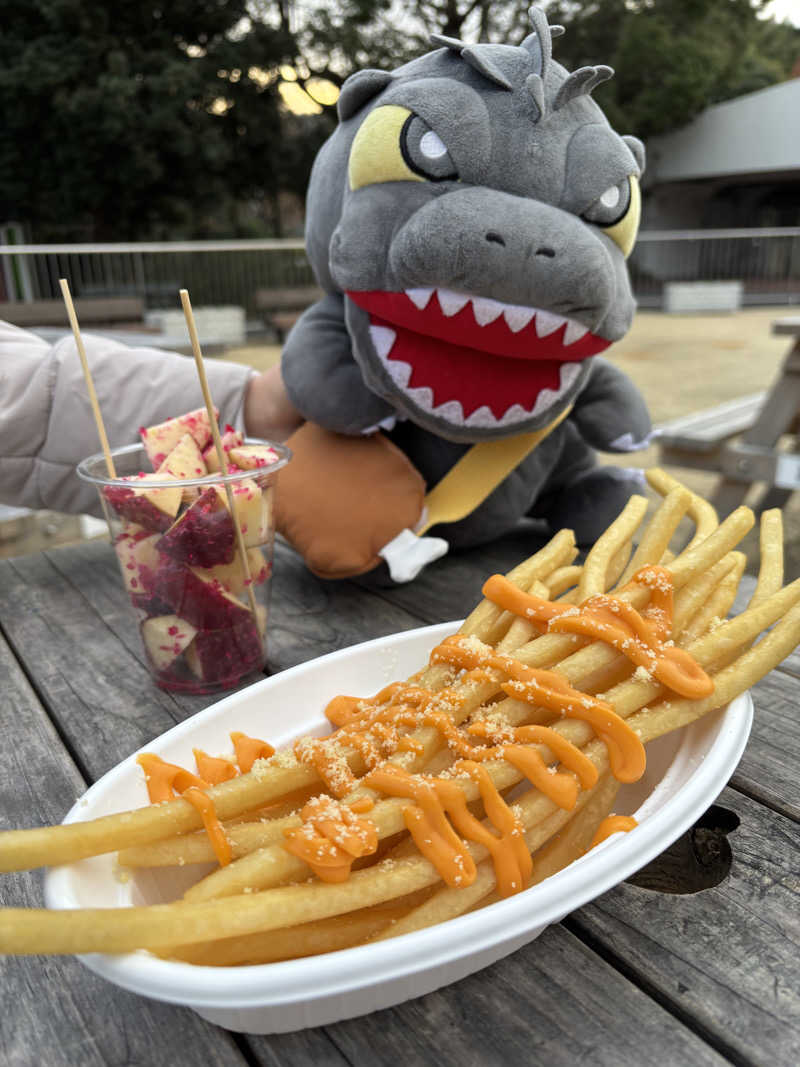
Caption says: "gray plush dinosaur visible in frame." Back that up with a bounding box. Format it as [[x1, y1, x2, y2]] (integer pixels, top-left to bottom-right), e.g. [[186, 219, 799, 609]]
[[281, 6, 651, 549]]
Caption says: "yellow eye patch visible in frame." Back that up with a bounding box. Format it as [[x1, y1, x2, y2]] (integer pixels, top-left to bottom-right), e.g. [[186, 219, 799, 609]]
[[348, 105, 424, 191], [602, 175, 641, 258]]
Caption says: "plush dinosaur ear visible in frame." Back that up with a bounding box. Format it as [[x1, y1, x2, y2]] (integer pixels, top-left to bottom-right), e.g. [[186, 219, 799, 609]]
[[337, 69, 393, 121], [623, 135, 646, 175]]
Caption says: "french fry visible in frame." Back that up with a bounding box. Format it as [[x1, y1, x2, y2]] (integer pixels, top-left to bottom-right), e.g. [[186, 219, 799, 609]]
[[646, 467, 718, 549], [578, 494, 649, 600]]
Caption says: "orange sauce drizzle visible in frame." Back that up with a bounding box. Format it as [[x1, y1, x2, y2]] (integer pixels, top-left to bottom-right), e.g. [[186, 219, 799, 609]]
[[137, 753, 209, 803], [431, 636, 646, 783], [365, 763, 531, 897], [294, 737, 357, 798], [181, 786, 233, 866], [284, 619, 659, 895], [282, 795, 378, 882], [193, 749, 238, 785], [230, 731, 275, 774], [482, 567, 714, 700], [137, 732, 274, 866], [589, 814, 638, 849]]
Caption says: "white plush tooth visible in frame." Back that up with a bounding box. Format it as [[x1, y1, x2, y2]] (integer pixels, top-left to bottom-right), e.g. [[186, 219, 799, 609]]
[[559, 362, 582, 390], [563, 319, 589, 345], [432, 399, 465, 424], [471, 297, 504, 326], [464, 404, 497, 428], [406, 287, 434, 310], [436, 289, 471, 317], [503, 305, 536, 333], [498, 403, 531, 426], [386, 359, 412, 389], [533, 388, 558, 417], [534, 310, 565, 338], [369, 325, 397, 360], [406, 385, 436, 412]]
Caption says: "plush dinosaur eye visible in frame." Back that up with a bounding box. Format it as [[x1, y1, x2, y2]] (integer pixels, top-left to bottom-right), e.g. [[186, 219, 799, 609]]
[[583, 179, 631, 227], [348, 105, 457, 191], [400, 115, 458, 181], [582, 175, 641, 258]]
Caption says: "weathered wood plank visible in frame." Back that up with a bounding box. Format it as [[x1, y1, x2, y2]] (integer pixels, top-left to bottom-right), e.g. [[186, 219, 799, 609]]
[[246, 1029, 352, 1066], [733, 669, 800, 821], [0, 632, 249, 1067], [267, 538, 427, 672], [0, 553, 208, 782], [731, 576, 800, 679], [569, 787, 800, 1066], [320, 924, 729, 1067]]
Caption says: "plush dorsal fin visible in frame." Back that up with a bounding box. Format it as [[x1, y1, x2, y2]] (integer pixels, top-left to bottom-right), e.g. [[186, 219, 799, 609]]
[[553, 65, 613, 110]]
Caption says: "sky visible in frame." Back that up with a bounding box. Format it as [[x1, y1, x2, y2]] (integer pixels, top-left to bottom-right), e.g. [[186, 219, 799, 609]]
[[762, 0, 800, 26]]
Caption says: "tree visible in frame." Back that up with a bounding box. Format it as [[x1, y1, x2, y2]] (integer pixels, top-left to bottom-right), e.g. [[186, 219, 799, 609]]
[[534, 0, 799, 138], [0, 1, 796, 241], [0, 1, 296, 240]]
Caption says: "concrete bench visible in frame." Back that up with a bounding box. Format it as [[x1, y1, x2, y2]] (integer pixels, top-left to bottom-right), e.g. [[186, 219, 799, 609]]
[[656, 392, 765, 470], [254, 286, 323, 341], [664, 282, 743, 314], [0, 297, 145, 328]]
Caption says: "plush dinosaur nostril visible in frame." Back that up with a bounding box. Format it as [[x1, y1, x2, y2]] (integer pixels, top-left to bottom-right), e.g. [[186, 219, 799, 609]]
[[536, 246, 556, 258], [485, 231, 506, 246]]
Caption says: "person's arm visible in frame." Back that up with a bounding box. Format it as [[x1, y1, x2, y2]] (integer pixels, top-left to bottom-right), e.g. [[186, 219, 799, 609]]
[[244, 363, 304, 442], [0, 320, 253, 515]]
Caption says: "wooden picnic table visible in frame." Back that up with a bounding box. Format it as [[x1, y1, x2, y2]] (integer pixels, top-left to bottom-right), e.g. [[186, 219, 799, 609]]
[[0, 531, 798, 1065], [658, 315, 800, 517]]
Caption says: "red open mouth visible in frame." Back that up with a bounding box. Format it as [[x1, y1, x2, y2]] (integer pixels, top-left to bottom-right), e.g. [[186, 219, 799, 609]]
[[347, 288, 610, 428]]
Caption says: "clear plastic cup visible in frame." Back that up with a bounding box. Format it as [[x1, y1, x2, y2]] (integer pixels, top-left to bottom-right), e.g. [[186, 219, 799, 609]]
[[77, 439, 290, 694]]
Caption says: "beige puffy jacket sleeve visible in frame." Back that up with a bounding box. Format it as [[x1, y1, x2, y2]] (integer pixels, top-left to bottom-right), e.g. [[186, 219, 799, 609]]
[[0, 320, 254, 516]]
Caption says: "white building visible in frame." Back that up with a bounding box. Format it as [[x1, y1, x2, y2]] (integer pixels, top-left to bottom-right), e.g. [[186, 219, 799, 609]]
[[632, 78, 800, 305], [643, 77, 800, 228]]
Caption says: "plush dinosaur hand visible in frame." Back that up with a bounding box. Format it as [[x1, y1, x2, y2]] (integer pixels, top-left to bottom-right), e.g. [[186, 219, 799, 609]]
[[570, 358, 653, 453], [299, 6, 645, 445]]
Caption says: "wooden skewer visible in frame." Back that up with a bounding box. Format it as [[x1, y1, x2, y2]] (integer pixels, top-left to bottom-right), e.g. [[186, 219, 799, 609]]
[[59, 278, 116, 477], [179, 289, 260, 626]]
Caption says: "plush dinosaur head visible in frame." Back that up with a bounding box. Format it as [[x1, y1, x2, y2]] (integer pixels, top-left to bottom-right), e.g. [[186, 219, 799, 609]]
[[305, 7, 645, 442]]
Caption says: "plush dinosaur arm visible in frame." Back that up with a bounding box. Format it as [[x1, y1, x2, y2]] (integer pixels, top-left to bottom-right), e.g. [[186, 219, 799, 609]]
[[281, 291, 396, 434], [570, 356, 652, 452]]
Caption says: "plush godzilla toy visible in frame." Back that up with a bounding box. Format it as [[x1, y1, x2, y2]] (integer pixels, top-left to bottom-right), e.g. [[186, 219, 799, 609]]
[[277, 6, 651, 578]]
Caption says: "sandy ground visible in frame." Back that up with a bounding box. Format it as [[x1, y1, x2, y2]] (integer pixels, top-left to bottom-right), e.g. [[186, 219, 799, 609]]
[[4, 307, 798, 574]]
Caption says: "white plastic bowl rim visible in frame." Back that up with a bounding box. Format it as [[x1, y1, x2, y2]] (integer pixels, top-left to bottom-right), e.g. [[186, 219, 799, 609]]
[[45, 621, 753, 1013]]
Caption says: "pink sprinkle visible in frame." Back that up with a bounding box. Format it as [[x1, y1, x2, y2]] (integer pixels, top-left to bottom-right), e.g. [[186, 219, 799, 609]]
[[131, 578, 139, 588], [168, 625, 179, 635], [126, 563, 135, 570]]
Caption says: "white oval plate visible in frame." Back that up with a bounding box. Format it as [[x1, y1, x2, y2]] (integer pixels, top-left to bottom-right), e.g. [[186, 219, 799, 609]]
[[45, 621, 752, 1034]]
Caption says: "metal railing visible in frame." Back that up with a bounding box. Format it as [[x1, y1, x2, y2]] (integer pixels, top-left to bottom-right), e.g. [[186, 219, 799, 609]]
[[631, 227, 800, 307], [1, 228, 799, 315], [0, 239, 312, 316]]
